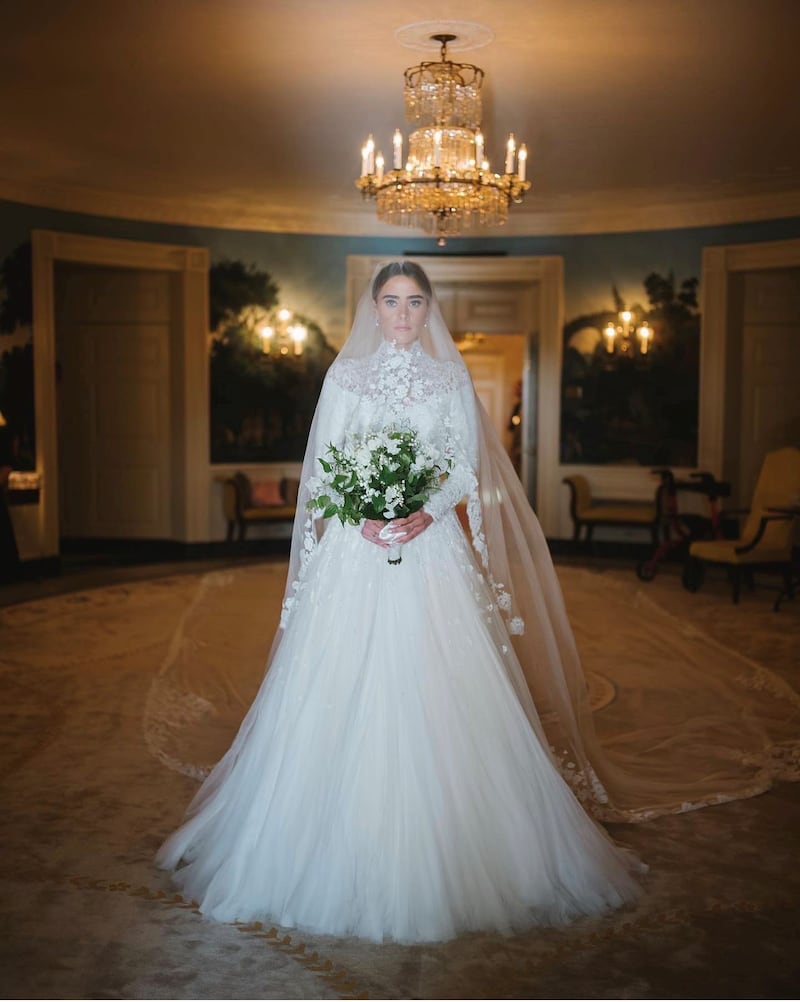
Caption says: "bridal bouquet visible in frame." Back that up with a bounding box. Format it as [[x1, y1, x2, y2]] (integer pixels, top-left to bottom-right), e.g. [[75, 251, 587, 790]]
[[307, 427, 449, 564]]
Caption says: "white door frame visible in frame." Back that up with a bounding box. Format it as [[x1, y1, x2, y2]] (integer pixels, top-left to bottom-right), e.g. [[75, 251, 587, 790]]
[[700, 236, 800, 476], [32, 230, 209, 556], [346, 255, 564, 535]]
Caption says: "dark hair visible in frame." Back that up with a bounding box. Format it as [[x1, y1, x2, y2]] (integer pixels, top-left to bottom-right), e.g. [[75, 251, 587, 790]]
[[372, 261, 433, 302]]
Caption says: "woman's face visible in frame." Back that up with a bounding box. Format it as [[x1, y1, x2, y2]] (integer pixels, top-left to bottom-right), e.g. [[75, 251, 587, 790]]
[[374, 275, 429, 348]]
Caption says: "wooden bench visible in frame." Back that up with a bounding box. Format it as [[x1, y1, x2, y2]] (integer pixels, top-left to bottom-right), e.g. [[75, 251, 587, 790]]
[[221, 472, 300, 542], [562, 474, 662, 548]]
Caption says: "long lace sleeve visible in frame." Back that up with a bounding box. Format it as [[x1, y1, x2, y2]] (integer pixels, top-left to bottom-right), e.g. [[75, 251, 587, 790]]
[[280, 377, 352, 629], [424, 381, 479, 521], [308, 375, 351, 463]]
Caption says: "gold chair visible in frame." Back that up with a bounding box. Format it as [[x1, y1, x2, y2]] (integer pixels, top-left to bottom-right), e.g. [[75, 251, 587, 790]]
[[683, 446, 800, 604]]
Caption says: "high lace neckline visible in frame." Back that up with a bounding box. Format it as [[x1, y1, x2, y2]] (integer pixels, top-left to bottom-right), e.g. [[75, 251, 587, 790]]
[[376, 338, 423, 357], [330, 337, 467, 402]]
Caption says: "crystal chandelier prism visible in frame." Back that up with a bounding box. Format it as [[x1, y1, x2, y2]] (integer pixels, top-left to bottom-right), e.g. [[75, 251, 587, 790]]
[[356, 34, 531, 241]]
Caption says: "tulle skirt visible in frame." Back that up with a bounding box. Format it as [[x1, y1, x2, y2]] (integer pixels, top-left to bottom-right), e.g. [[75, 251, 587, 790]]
[[156, 513, 642, 943]]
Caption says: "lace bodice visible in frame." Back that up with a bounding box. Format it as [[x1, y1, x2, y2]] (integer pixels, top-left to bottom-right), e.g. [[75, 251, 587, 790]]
[[320, 342, 478, 521], [280, 342, 480, 629], [332, 340, 468, 404]]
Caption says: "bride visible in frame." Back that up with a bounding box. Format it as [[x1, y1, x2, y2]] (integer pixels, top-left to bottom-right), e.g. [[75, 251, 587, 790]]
[[156, 262, 649, 941], [155, 260, 649, 942]]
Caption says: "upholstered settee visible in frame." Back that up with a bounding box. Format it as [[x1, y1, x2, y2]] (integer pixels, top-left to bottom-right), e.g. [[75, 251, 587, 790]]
[[221, 472, 300, 541], [562, 474, 662, 548]]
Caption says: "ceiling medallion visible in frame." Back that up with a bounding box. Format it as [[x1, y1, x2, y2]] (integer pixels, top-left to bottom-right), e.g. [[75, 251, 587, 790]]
[[356, 31, 531, 244]]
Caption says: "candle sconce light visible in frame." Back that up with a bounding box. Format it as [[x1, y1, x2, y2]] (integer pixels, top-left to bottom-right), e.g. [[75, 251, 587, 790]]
[[257, 307, 308, 358], [603, 308, 653, 358]]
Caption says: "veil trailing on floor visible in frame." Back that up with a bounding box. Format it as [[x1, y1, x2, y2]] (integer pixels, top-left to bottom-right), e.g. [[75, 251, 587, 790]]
[[147, 262, 800, 823]]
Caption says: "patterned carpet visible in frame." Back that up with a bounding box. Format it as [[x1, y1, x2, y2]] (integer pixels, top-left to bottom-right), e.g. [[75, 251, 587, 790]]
[[0, 558, 798, 999]]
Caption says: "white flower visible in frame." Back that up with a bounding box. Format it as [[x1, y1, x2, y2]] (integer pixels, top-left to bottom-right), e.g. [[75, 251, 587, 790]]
[[385, 485, 403, 507], [306, 475, 324, 497]]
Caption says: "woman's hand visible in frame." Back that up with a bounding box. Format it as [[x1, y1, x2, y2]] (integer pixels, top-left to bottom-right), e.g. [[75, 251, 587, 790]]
[[361, 518, 391, 548], [360, 510, 434, 548], [387, 508, 433, 544]]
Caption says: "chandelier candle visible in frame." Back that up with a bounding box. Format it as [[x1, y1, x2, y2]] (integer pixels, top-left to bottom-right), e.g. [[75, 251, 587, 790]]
[[518, 144, 528, 182], [505, 134, 516, 174]]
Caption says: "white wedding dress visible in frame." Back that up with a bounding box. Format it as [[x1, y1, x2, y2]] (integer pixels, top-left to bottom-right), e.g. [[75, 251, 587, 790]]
[[156, 341, 643, 943]]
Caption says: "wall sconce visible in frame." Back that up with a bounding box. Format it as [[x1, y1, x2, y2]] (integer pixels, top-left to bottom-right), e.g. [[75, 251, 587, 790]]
[[258, 307, 308, 357], [603, 309, 653, 357]]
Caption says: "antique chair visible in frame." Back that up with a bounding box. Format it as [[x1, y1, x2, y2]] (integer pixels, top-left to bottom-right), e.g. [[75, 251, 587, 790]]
[[562, 474, 662, 550], [222, 472, 299, 542], [682, 446, 800, 605]]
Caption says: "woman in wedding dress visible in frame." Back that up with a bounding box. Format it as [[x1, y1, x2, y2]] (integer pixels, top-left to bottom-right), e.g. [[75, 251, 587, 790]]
[[157, 260, 647, 943]]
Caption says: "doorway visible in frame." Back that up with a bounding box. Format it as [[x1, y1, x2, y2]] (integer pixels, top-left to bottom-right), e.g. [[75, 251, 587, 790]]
[[31, 231, 209, 558], [55, 262, 175, 542], [726, 267, 800, 505], [455, 332, 527, 476], [700, 238, 800, 506]]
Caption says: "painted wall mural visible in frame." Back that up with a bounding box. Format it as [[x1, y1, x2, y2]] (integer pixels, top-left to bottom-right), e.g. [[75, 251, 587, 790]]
[[560, 271, 700, 467], [209, 259, 337, 464]]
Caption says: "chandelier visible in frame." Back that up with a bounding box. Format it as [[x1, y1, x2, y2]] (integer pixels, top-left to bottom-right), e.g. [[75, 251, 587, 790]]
[[603, 308, 653, 357], [356, 33, 531, 241]]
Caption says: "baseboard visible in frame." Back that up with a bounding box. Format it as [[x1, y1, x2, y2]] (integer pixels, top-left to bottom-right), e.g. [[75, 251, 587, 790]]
[[547, 538, 655, 561], [11, 537, 292, 581]]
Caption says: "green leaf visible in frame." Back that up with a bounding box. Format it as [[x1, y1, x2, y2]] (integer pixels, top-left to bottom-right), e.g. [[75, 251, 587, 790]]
[[323, 503, 339, 519]]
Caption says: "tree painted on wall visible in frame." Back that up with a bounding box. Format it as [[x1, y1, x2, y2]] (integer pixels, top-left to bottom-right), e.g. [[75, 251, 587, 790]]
[[209, 259, 337, 463], [561, 271, 700, 466]]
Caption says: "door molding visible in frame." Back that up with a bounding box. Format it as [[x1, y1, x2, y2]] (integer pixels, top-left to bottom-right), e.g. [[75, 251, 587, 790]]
[[346, 255, 564, 535], [32, 230, 209, 555], [700, 237, 800, 477]]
